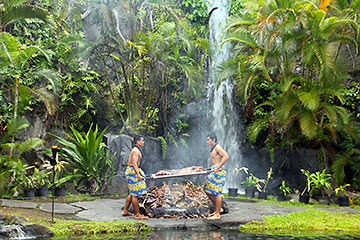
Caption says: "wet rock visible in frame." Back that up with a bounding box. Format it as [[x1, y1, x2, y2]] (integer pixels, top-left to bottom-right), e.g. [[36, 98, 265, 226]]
[[0, 213, 53, 239], [23, 224, 54, 238]]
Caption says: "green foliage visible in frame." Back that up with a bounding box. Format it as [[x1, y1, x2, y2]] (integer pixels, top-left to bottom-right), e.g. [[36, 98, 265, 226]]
[[28, 218, 150, 237], [240, 208, 360, 234], [0, 0, 49, 31], [179, 0, 209, 35], [33, 168, 50, 188], [301, 169, 332, 197], [279, 180, 292, 196], [229, 0, 245, 16], [222, 0, 360, 182], [334, 184, 350, 196], [240, 173, 265, 191], [52, 124, 115, 193], [157, 136, 167, 160]]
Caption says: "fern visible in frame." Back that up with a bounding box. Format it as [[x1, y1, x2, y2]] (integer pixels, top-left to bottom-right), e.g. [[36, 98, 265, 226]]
[[157, 136, 167, 160]]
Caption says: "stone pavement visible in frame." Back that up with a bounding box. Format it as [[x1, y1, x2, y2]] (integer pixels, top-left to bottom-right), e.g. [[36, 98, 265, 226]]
[[1, 198, 359, 230]]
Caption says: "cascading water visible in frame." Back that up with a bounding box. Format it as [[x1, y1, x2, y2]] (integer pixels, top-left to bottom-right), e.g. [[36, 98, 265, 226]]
[[0, 220, 34, 239], [207, 0, 245, 191]]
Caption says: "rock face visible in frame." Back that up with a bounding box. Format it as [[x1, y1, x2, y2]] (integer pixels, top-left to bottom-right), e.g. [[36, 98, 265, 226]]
[[243, 147, 319, 195], [104, 134, 163, 194]]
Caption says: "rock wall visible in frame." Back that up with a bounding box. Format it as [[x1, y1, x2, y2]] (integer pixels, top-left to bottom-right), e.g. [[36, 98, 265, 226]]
[[243, 147, 319, 195]]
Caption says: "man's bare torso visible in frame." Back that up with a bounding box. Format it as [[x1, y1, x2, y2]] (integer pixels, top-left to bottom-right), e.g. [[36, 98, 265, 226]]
[[210, 145, 223, 166], [128, 147, 142, 167]]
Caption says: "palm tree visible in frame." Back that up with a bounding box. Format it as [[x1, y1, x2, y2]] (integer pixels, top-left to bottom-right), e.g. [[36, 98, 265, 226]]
[[71, 0, 207, 135], [221, 0, 358, 168], [0, 0, 49, 32]]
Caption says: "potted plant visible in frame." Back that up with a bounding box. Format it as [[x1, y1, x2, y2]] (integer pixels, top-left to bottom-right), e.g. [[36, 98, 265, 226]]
[[308, 169, 332, 200], [232, 167, 249, 197], [21, 173, 37, 198], [278, 180, 292, 201], [240, 173, 265, 198], [33, 168, 50, 197], [300, 169, 312, 203], [300, 169, 332, 204], [335, 184, 353, 207], [44, 160, 73, 197], [258, 168, 273, 200]]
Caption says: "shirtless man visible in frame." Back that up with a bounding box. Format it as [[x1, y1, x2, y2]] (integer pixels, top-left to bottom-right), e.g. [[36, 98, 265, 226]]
[[204, 132, 229, 220], [122, 135, 148, 219]]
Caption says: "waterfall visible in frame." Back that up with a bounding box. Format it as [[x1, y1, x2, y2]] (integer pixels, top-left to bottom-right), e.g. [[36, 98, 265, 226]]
[[0, 220, 35, 239], [207, 0, 245, 191]]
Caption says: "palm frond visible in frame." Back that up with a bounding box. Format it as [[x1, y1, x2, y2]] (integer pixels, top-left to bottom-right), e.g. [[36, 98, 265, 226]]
[[29, 87, 57, 116], [33, 69, 61, 94], [247, 117, 270, 142], [299, 111, 317, 139], [297, 90, 320, 111], [1, 5, 48, 28]]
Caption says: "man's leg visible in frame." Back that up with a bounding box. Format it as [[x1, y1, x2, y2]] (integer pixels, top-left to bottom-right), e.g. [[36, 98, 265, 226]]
[[122, 194, 133, 216], [215, 195, 222, 216], [206, 191, 216, 204], [132, 195, 147, 219], [208, 195, 222, 219]]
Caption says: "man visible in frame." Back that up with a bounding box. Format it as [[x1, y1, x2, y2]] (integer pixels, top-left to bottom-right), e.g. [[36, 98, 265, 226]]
[[204, 132, 229, 220], [122, 135, 148, 219]]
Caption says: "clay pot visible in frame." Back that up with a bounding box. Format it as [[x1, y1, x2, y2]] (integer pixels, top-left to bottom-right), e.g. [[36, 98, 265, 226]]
[[338, 196, 349, 207], [54, 186, 66, 196], [258, 191, 268, 200], [228, 188, 238, 197], [299, 194, 310, 204], [36, 185, 49, 197], [245, 187, 255, 198], [24, 188, 35, 198]]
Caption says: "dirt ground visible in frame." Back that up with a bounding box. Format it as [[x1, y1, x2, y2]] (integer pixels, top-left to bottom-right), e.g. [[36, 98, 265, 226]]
[[0, 205, 79, 221]]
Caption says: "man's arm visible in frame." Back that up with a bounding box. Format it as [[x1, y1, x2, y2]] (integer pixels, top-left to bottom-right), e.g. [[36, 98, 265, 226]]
[[214, 145, 229, 172]]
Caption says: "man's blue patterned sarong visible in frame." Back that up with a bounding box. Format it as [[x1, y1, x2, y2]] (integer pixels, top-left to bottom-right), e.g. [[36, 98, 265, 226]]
[[125, 166, 147, 196], [204, 166, 226, 196]]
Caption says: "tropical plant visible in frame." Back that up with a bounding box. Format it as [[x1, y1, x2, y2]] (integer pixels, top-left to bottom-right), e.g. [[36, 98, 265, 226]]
[[33, 168, 50, 188], [262, 167, 273, 192], [335, 183, 353, 205], [158, 136, 167, 160], [0, 116, 45, 195], [0, 32, 58, 121], [68, 0, 208, 136], [41, 159, 79, 189], [52, 124, 115, 193], [221, 0, 359, 173], [240, 173, 265, 192], [0, 0, 49, 32], [301, 169, 332, 198], [301, 169, 313, 196], [279, 180, 292, 197], [7, 159, 34, 194]]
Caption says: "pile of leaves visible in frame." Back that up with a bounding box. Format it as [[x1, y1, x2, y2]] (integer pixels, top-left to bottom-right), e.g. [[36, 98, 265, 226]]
[[140, 180, 210, 218]]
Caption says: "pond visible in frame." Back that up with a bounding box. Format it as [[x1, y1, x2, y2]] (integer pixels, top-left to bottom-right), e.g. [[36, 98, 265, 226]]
[[49, 230, 360, 240]]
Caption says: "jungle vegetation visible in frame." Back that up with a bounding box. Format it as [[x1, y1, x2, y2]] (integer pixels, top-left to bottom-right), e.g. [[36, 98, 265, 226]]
[[0, 0, 359, 196]]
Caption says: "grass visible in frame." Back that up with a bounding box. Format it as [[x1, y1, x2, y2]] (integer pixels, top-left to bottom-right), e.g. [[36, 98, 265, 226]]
[[240, 208, 360, 234], [28, 218, 151, 237]]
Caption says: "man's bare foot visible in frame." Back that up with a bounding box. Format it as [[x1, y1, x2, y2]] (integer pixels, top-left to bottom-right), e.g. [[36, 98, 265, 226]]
[[134, 214, 148, 220], [122, 210, 134, 216], [207, 214, 221, 220], [209, 208, 223, 217]]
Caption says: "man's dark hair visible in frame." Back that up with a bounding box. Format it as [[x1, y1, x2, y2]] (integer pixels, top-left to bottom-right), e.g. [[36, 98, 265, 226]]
[[207, 132, 217, 143], [132, 135, 143, 147]]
